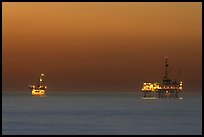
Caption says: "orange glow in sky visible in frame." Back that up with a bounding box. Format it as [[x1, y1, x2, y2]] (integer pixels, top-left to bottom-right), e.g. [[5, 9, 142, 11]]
[[2, 2, 202, 92]]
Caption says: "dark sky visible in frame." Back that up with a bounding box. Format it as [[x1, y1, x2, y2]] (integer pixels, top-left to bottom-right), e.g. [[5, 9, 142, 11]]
[[2, 2, 202, 92]]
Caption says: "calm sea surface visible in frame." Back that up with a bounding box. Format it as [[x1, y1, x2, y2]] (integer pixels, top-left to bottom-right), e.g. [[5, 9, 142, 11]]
[[2, 91, 202, 135]]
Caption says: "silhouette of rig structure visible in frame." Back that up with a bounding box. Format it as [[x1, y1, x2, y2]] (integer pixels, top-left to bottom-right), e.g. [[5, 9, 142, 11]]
[[29, 74, 47, 96], [141, 57, 182, 98]]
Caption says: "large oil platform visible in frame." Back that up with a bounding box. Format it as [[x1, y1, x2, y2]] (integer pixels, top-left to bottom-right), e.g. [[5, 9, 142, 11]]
[[141, 57, 182, 98], [29, 74, 47, 96]]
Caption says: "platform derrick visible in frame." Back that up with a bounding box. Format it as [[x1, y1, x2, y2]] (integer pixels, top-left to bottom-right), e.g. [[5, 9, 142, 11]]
[[141, 57, 182, 98], [29, 74, 47, 96]]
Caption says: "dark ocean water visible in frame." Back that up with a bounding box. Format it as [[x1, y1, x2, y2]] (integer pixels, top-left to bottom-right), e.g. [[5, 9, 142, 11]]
[[2, 91, 202, 135]]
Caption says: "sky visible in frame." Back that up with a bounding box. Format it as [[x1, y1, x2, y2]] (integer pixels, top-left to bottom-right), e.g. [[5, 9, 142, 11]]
[[2, 2, 202, 92]]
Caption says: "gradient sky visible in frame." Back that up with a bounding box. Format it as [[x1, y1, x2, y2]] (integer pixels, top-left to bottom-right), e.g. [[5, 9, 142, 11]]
[[2, 2, 202, 92]]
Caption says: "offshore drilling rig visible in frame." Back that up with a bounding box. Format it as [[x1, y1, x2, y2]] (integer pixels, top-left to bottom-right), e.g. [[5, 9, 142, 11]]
[[29, 74, 47, 96], [141, 57, 182, 98]]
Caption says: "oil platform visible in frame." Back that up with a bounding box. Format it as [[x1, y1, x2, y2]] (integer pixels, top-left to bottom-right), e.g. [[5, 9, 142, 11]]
[[141, 57, 182, 98], [29, 74, 47, 96]]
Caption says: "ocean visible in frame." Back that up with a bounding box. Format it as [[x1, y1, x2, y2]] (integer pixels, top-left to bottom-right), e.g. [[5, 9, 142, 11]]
[[2, 91, 202, 135]]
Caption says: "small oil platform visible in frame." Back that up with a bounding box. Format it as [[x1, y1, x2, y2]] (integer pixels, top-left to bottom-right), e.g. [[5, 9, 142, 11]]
[[29, 74, 47, 96], [141, 57, 182, 98]]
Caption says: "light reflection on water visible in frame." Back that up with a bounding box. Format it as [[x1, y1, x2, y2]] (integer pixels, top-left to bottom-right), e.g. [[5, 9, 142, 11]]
[[2, 91, 202, 135]]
